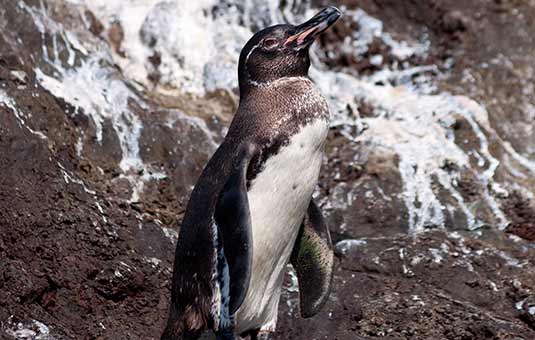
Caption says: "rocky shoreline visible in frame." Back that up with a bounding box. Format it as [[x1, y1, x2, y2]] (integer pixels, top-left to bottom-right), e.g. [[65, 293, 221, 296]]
[[1, 0, 534, 339]]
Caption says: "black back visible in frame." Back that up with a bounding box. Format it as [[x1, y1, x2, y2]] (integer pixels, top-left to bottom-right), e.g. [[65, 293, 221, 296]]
[[163, 7, 341, 338]]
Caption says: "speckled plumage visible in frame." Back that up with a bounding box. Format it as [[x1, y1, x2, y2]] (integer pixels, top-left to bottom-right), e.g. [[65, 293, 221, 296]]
[[162, 7, 340, 340]]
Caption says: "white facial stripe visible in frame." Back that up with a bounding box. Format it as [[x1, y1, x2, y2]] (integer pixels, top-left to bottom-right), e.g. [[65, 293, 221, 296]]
[[244, 42, 261, 66], [245, 39, 307, 86], [244, 42, 262, 86]]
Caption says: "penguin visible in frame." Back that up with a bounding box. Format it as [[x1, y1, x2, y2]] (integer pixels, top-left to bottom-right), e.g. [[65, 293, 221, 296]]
[[162, 7, 341, 340]]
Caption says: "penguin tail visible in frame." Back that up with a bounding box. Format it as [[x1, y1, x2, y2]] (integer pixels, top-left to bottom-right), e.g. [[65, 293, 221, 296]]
[[161, 304, 210, 340]]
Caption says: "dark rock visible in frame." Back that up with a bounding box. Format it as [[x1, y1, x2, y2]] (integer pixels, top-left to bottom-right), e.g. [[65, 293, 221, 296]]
[[93, 261, 145, 302]]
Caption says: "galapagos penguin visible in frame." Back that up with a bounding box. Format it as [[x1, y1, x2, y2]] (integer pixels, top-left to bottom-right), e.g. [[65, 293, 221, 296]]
[[162, 7, 341, 340]]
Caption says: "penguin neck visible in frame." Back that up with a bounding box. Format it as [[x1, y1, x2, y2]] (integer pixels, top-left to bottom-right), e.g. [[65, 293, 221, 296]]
[[238, 75, 311, 100], [238, 54, 311, 97]]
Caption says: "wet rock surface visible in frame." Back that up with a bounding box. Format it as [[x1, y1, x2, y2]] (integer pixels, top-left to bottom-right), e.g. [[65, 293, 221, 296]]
[[0, 0, 534, 339]]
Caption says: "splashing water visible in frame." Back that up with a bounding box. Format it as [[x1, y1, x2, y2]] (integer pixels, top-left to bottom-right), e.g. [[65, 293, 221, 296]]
[[3, 318, 54, 340], [22, 0, 167, 202], [19, 0, 533, 229], [0, 90, 48, 140]]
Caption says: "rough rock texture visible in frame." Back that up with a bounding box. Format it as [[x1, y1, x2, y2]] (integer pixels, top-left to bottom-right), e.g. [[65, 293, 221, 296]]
[[0, 0, 534, 340]]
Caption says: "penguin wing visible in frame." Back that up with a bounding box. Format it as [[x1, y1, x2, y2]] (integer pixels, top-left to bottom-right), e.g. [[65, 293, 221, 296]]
[[290, 198, 334, 318], [214, 142, 257, 315]]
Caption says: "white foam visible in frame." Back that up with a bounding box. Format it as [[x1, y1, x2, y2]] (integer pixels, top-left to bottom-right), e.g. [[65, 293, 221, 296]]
[[144, 256, 162, 267], [81, 0, 253, 95], [21, 0, 532, 234], [347, 9, 430, 61], [4, 318, 53, 340], [314, 69, 512, 231], [57, 162, 96, 195], [161, 226, 178, 244], [34, 57, 144, 170], [0, 90, 47, 139], [334, 239, 367, 256], [24, 1, 166, 202]]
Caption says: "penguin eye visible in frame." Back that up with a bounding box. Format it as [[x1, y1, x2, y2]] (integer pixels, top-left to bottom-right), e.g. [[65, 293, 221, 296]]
[[263, 38, 279, 50]]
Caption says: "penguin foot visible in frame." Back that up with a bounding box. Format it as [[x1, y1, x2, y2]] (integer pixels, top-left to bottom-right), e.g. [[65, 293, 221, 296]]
[[257, 332, 272, 340], [215, 329, 236, 340], [247, 329, 272, 340]]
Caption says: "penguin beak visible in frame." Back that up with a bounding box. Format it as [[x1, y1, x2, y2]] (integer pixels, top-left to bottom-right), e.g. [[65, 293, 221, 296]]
[[284, 7, 342, 50]]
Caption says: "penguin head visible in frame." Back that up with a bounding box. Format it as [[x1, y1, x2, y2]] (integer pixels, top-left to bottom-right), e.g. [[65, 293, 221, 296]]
[[238, 7, 341, 93]]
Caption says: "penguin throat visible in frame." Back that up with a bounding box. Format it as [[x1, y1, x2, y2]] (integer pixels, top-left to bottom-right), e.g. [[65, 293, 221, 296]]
[[247, 76, 309, 88], [247, 78, 267, 87], [240, 59, 311, 95], [238, 47, 311, 95]]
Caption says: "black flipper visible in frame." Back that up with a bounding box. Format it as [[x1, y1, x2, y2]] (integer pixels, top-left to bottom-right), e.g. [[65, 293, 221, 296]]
[[214, 142, 257, 315], [290, 199, 334, 318]]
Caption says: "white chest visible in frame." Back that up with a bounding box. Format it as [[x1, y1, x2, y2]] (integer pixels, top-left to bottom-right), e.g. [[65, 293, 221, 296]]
[[247, 119, 328, 243], [235, 118, 328, 332]]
